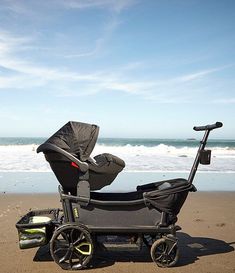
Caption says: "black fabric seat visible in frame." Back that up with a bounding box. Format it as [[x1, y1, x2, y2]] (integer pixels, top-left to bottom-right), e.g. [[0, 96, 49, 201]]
[[87, 153, 125, 190], [37, 121, 125, 194]]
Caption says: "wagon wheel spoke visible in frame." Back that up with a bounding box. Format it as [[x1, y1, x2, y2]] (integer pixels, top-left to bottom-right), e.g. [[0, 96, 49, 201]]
[[73, 250, 83, 259], [155, 253, 164, 262], [59, 248, 72, 264], [61, 231, 70, 244], [69, 228, 76, 243], [73, 232, 85, 246], [54, 247, 69, 255], [68, 248, 74, 267]]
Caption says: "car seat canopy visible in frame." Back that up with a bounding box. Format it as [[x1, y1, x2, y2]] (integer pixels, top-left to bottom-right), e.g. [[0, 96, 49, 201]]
[[46, 121, 99, 161]]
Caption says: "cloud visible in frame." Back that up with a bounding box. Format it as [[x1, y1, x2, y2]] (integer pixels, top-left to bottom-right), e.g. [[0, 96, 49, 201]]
[[58, 0, 136, 13], [0, 31, 101, 89], [0, 1, 132, 61], [0, 31, 32, 54], [2, 0, 136, 16], [0, 30, 233, 105], [177, 66, 231, 83], [64, 18, 120, 59], [0, 32, 156, 95], [1, 0, 28, 15]]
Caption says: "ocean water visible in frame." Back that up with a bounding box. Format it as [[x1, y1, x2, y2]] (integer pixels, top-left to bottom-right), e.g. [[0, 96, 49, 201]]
[[0, 137, 234, 172], [0, 137, 234, 193]]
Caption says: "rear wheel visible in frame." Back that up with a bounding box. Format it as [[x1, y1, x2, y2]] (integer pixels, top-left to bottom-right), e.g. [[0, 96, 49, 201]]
[[50, 224, 93, 270], [150, 237, 179, 267]]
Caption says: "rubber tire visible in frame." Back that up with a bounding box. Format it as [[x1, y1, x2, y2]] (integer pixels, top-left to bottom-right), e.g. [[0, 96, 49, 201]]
[[150, 237, 179, 268], [50, 224, 93, 270]]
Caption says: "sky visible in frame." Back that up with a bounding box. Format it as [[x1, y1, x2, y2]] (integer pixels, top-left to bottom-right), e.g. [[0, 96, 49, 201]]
[[0, 0, 234, 138]]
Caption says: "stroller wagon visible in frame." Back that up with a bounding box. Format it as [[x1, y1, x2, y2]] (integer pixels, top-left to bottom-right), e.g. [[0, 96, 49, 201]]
[[16, 121, 223, 269]]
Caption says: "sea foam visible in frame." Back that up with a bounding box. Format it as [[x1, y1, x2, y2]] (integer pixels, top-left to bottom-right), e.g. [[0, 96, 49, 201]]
[[0, 143, 234, 172]]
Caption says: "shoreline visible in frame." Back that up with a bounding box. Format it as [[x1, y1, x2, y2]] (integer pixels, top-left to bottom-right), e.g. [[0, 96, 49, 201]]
[[1, 171, 235, 193], [2, 189, 235, 197]]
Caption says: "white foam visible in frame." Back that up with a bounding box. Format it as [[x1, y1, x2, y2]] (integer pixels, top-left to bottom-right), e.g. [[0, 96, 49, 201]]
[[0, 145, 50, 172], [0, 144, 234, 172]]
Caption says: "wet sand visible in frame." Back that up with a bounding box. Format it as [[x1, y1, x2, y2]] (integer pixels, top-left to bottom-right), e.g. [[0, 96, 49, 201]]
[[0, 192, 235, 273]]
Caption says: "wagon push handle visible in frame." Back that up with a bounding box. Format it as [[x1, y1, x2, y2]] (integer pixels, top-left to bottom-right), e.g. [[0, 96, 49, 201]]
[[193, 122, 223, 131], [188, 121, 223, 185]]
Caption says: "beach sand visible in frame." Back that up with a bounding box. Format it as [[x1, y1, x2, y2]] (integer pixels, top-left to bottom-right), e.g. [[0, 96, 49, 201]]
[[0, 192, 235, 273]]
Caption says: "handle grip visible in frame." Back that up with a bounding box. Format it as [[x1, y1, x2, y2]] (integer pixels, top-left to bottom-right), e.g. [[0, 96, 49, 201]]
[[193, 122, 223, 131]]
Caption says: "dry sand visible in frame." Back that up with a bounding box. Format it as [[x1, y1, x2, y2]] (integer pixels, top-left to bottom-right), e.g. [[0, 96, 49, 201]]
[[0, 192, 235, 273]]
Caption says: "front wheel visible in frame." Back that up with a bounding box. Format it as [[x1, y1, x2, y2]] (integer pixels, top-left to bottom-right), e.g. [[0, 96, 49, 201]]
[[50, 224, 93, 270], [150, 237, 179, 267]]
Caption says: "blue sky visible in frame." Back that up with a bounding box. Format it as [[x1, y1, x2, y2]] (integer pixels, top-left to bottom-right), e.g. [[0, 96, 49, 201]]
[[0, 0, 234, 138]]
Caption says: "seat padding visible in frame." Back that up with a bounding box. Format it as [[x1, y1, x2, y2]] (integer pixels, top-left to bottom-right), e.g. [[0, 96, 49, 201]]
[[88, 153, 125, 190]]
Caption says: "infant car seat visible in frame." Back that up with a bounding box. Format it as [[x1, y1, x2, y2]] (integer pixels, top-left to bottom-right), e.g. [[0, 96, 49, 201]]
[[37, 121, 125, 194]]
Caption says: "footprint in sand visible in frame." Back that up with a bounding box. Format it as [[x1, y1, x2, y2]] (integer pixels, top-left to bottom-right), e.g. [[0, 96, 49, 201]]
[[216, 223, 226, 227], [194, 218, 204, 222]]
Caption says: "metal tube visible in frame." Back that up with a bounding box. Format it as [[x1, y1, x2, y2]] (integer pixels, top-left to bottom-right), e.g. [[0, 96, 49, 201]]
[[188, 130, 210, 184], [64, 199, 74, 223]]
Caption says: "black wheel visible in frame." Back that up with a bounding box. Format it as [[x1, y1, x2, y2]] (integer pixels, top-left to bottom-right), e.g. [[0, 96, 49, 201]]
[[50, 224, 93, 270], [150, 237, 179, 268]]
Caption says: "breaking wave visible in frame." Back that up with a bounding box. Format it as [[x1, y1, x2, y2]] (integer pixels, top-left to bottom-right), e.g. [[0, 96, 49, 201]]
[[0, 143, 234, 172]]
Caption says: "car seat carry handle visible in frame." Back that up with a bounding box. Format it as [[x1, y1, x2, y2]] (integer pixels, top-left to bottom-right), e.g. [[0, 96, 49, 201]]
[[193, 122, 223, 131], [37, 143, 89, 172]]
